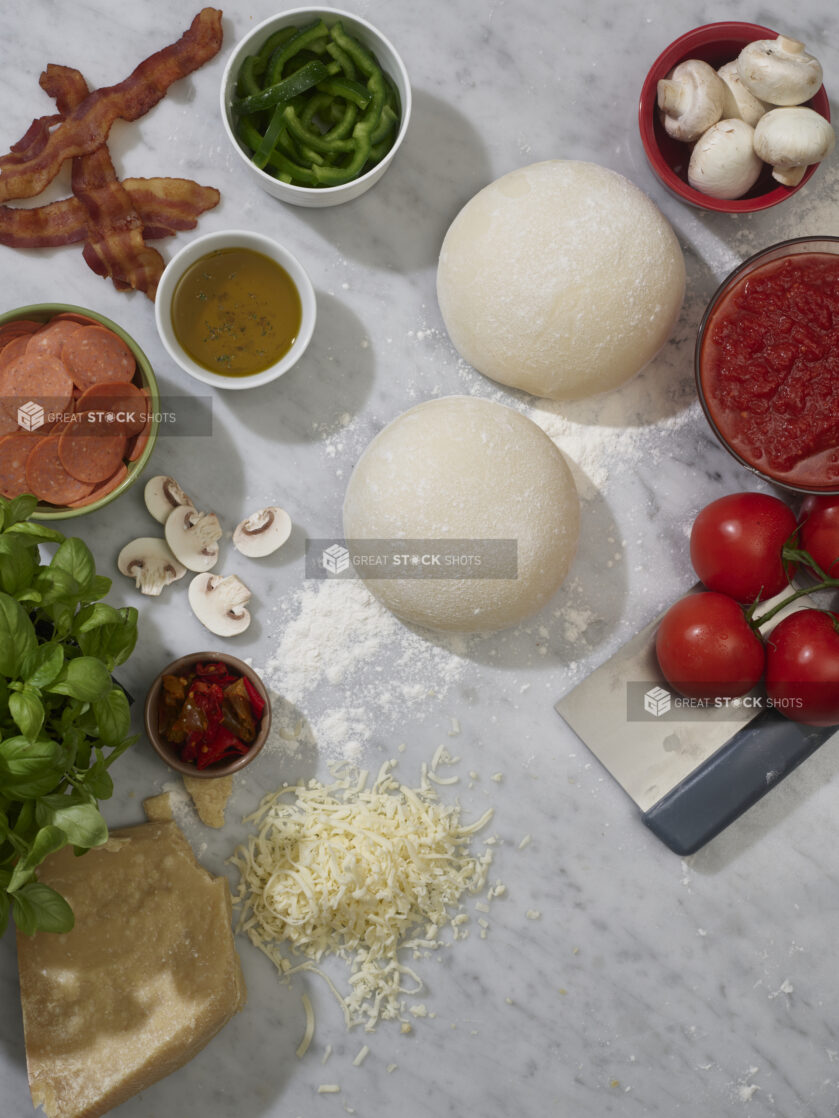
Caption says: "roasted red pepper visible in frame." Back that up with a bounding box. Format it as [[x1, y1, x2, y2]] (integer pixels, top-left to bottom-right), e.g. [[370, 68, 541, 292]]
[[158, 660, 265, 769]]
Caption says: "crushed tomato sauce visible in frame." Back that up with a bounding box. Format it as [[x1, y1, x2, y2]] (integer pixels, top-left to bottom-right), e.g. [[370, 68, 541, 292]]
[[157, 660, 266, 769], [699, 253, 839, 488]]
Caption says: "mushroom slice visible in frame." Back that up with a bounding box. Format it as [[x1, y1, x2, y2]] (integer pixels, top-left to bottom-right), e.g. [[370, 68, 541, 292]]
[[144, 475, 194, 524], [165, 506, 223, 572], [117, 538, 187, 596], [188, 573, 252, 637], [233, 506, 292, 558]]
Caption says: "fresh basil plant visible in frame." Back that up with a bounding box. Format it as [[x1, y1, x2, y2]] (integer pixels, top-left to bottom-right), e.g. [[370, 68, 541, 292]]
[[0, 495, 138, 936]]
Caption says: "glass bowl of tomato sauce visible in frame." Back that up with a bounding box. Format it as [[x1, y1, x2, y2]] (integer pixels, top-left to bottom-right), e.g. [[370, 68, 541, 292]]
[[696, 237, 839, 495]]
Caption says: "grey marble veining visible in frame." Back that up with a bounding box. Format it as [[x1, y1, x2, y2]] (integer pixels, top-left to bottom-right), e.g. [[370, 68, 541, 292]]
[[2, 1, 839, 1116]]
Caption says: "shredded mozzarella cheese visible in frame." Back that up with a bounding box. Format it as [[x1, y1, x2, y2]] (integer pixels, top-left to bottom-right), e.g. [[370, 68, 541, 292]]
[[229, 758, 495, 1030]]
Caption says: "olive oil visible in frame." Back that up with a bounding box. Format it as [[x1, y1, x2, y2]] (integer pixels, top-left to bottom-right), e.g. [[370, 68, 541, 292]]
[[171, 247, 301, 376]]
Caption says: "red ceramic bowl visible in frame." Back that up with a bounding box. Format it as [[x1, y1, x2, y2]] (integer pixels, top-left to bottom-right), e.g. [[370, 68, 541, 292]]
[[639, 22, 831, 213]]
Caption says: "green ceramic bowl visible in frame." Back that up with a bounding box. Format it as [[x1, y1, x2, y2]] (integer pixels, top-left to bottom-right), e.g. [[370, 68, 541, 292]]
[[0, 302, 159, 520]]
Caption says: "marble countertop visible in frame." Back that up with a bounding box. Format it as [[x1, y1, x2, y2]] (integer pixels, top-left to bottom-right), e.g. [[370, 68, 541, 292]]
[[2, 1, 839, 1116]]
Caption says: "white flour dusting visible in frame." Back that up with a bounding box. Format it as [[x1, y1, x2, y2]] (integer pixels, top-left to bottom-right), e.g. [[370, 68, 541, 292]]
[[260, 579, 471, 760]]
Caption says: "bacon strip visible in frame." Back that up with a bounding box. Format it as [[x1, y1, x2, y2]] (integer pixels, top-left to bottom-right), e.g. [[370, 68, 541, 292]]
[[40, 64, 165, 299], [0, 114, 63, 167], [0, 8, 223, 203], [0, 179, 220, 248]]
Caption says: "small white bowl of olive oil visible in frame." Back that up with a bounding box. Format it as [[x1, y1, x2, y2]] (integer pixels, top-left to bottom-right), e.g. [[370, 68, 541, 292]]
[[154, 229, 316, 390]]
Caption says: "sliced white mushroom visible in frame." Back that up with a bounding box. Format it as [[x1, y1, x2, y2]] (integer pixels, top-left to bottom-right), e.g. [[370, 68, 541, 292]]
[[232, 506, 292, 558], [657, 59, 726, 142], [753, 106, 836, 186], [117, 538, 186, 596], [737, 36, 823, 106], [144, 475, 193, 524], [688, 118, 763, 200], [164, 506, 223, 572], [188, 573, 252, 637], [716, 61, 767, 127]]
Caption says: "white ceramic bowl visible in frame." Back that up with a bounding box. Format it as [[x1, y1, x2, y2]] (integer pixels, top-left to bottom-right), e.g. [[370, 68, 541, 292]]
[[154, 229, 316, 390], [220, 7, 411, 207]]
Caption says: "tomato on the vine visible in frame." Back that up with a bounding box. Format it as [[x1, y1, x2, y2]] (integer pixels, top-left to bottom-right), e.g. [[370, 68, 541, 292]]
[[764, 609, 839, 727], [655, 591, 765, 700], [798, 495, 839, 578], [689, 492, 797, 603]]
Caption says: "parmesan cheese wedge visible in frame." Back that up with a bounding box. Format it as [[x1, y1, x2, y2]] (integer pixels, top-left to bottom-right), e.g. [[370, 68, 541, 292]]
[[16, 821, 246, 1118]]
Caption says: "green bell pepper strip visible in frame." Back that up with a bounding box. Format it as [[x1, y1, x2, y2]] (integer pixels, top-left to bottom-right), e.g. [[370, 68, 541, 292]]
[[254, 26, 298, 76], [324, 101, 358, 141], [266, 19, 330, 86], [313, 131, 372, 186], [300, 91, 334, 130], [235, 116, 318, 186], [282, 105, 355, 156], [330, 21, 379, 80], [252, 105, 287, 170], [236, 55, 263, 99], [369, 103, 398, 146], [314, 76, 371, 110], [325, 40, 357, 80], [233, 59, 334, 117]]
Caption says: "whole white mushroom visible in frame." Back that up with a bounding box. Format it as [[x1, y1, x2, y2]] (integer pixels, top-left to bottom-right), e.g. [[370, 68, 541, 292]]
[[753, 106, 836, 186], [737, 35, 822, 106], [688, 119, 763, 199]]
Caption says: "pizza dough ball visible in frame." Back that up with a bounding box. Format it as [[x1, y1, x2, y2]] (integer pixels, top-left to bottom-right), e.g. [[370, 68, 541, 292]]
[[342, 396, 579, 632], [436, 160, 686, 401]]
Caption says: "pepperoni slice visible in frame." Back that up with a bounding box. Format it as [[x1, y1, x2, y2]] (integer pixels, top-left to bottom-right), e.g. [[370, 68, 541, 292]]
[[0, 410, 19, 436], [0, 431, 41, 497], [0, 334, 32, 372], [25, 433, 95, 504], [61, 325, 136, 390], [0, 320, 40, 350], [26, 318, 83, 359], [52, 312, 100, 327], [57, 422, 127, 483], [66, 462, 128, 507], [0, 351, 74, 422], [75, 380, 147, 435]]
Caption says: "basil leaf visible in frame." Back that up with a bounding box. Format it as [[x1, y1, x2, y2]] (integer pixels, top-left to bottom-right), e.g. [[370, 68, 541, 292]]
[[6, 520, 65, 544], [4, 495, 39, 527], [0, 737, 66, 798], [93, 688, 131, 747], [21, 642, 65, 689], [51, 538, 95, 595], [0, 593, 37, 678], [9, 689, 45, 740], [73, 602, 123, 634], [0, 892, 9, 937], [0, 535, 37, 597], [47, 657, 112, 703], [36, 795, 108, 848], [82, 574, 113, 603], [79, 754, 114, 800], [8, 824, 67, 891], [12, 882, 74, 935]]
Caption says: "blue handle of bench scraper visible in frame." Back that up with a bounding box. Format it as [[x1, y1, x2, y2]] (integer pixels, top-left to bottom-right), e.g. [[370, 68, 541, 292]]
[[641, 709, 835, 856]]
